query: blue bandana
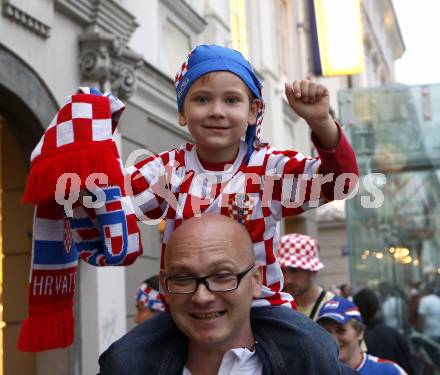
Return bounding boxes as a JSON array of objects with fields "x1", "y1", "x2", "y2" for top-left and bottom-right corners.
[{"x1": 174, "y1": 44, "x2": 266, "y2": 161}]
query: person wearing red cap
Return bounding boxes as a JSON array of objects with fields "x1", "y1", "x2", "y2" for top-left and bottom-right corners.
[{"x1": 278, "y1": 233, "x2": 334, "y2": 321}]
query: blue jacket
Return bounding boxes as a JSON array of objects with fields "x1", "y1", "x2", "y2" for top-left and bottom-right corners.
[{"x1": 99, "y1": 306, "x2": 357, "y2": 374}]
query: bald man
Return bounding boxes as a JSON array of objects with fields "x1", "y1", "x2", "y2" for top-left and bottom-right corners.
[{"x1": 99, "y1": 214, "x2": 354, "y2": 374}]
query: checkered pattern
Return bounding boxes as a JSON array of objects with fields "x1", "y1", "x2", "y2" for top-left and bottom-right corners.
[
  {"x1": 70, "y1": 186, "x2": 142, "y2": 266},
  {"x1": 136, "y1": 283, "x2": 165, "y2": 312},
  {"x1": 18, "y1": 90, "x2": 139, "y2": 352},
  {"x1": 228, "y1": 194, "x2": 256, "y2": 224},
  {"x1": 174, "y1": 49, "x2": 194, "y2": 87},
  {"x1": 128, "y1": 132, "x2": 357, "y2": 308},
  {"x1": 31, "y1": 89, "x2": 123, "y2": 162},
  {"x1": 104, "y1": 223, "x2": 124, "y2": 256},
  {"x1": 278, "y1": 233, "x2": 324, "y2": 271}
]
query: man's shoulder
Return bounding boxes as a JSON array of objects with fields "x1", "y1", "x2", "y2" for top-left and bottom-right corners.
[
  {"x1": 251, "y1": 306, "x2": 337, "y2": 351},
  {"x1": 251, "y1": 306, "x2": 340, "y2": 373},
  {"x1": 99, "y1": 313, "x2": 187, "y2": 375}
]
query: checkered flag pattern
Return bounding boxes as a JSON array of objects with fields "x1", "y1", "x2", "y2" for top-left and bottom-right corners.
[
  {"x1": 227, "y1": 194, "x2": 256, "y2": 224},
  {"x1": 23, "y1": 87, "x2": 125, "y2": 205},
  {"x1": 174, "y1": 49, "x2": 194, "y2": 88},
  {"x1": 18, "y1": 88, "x2": 142, "y2": 353},
  {"x1": 278, "y1": 233, "x2": 324, "y2": 271},
  {"x1": 31, "y1": 91, "x2": 119, "y2": 161},
  {"x1": 136, "y1": 283, "x2": 165, "y2": 312}
]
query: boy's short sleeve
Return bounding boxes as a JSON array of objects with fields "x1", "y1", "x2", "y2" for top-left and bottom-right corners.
[{"x1": 126, "y1": 151, "x2": 172, "y2": 220}]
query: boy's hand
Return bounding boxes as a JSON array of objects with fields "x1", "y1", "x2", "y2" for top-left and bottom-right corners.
[{"x1": 285, "y1": 80, "x2": 339, "y2": 149}]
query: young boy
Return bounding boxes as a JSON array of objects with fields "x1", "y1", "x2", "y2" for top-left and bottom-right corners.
[
  {"x1": 318, "y1": 296, "x2": 407, "y2": 374},
  {"x1": 128, "y1": 44, "x2": 358, "y2": 309}
]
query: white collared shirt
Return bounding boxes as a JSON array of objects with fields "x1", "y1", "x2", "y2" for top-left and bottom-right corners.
[{"x1": 182, "y1": 347, "x2": 263, "y2": 375}]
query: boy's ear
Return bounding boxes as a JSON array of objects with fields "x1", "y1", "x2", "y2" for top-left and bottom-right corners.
[
  {"x1": 248, "y1": 99, "x2": 261, "y2": 125},
  {"x1": 178, "y1": 112, "x2": 187, "y2": 126}
]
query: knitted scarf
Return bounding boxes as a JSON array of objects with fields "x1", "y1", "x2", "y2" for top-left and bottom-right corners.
[
  {"x1": 136, "y1": 282, "x2": 165, "y2": 313},
  {"x1": 17, "y1": 88, "x2": 142, "y2": 352}
]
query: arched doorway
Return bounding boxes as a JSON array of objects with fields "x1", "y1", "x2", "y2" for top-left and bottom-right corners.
[{"x1": 0, "y1": 44, "x2": 58, "y2": 375}]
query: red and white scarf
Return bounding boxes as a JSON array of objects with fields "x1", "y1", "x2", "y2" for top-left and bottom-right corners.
[{"x1": 18, "y1": 88, "x2": 142, "y2": 352}]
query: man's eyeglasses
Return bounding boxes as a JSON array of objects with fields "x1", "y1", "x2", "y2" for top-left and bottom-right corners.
[{"x1": 165, "y1": 264, "x2": 255, "y2": 294}]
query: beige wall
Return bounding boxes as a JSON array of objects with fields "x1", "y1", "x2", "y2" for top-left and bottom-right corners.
[
  {"x1": 317, "y1": 219, "x2": 351, "y2": 290},
  {"x1": 1, "y1": 118, "x2": 35, "y2": 374}
]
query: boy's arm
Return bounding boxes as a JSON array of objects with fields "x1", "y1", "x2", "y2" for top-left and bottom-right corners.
[
  {"x1": 284, "y1": 79, "x2": 358, "y2": 200},
  {"x1": 285, "y1": 80, "x2": 339, "y2": 150},
  {"x1": 266, "y1": 81, "x2": 358, "y2": 219}
]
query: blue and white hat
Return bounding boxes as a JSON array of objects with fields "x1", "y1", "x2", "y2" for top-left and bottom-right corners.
[
  {"x1": 174, "y1": 44, "x2": 267, "y2": 161},
  {"x1": 135, "y1": 281, "x2": 165, "y2": 312},
  {"x1": 317, "y1": 296, "x2": 362, "y2": 324}
]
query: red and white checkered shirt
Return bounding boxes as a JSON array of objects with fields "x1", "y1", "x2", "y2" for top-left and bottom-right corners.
[{"x1": 128, "y1": 130, "x2": 357, "y2": 308}]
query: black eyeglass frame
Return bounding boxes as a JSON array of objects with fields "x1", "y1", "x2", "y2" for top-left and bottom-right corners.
[{"x1": 164, "y1": 264, "x2": 255, "y2": 294}]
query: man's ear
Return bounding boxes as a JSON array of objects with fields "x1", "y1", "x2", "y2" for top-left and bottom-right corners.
[
  {"x1": 251, "y1": 266, "x2": 263, "y2": 299},
  {"x1": 159, "y1": 270, "x2": 167, "y2": 291},
  {"x1": 248, "y1": 99, "x2": 261, "y2": 125},
  {"x1": 178, "y1": 112, "x2": 187, "y2": 127}
]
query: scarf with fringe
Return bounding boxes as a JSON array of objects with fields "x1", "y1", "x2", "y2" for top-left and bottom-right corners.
[{"x1": 17, "y1": 88, "x2": 142, "y2": 352}]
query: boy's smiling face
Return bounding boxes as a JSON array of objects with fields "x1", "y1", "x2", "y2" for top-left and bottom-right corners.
[{"x1": 179, "y1": 71, "x2": 260, "y2": 163}]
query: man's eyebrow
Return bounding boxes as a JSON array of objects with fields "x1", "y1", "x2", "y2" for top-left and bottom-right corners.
[{"x1": 167, "y1": 260, "x2": 238, "y2": 275}]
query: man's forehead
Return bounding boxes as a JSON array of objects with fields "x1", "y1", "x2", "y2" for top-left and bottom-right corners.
[
  {"x1": 165, "y1": 239, "x2": 246, "y2": 263},
  {"x1": 165, "y1": 215, "x2": 253, "y2": 267},
  {"x1": 166, "y1": 256, "x2": 238, "y2": 274}
]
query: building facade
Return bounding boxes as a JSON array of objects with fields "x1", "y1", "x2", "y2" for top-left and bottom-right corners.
[
  {"x1": 0, "y1": 0, "x2": 403, "y2": 373},
  {"x1": 315, "y1": 0, "x2": 405, "y2": 290}
]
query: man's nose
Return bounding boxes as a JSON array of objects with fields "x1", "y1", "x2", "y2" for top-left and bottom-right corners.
[{"x1": 191, "y1": 282, "x2": 216, "y2": 304}]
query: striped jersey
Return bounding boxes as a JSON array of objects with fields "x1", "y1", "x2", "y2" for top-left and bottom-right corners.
[
  {"x1": 356, "y1": 353, "x2": 407, "y2": 374},
  {"x1": 128, "y1": 131, "x2": 357, "y2": 308}
]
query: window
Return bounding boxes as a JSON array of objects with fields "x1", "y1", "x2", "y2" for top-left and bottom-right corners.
[
  {"x1": 230, "y1": 0, "x2": 248, "y2": 58},
  {"x1": 163, "y1": 19, "x2": 191, "y2": 77},
  {"x1": 275, "y1": 0, "x2": 295, "y2": 79}
]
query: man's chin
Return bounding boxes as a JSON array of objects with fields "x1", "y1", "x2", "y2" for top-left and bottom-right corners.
[{"x1": 189, "y1": 330, "x2": 227, "y2": 348}]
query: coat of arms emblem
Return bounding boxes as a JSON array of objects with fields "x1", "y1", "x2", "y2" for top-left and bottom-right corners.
[{"x1": 227, "y1": 193, "x2": 255, "y2": 224}]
